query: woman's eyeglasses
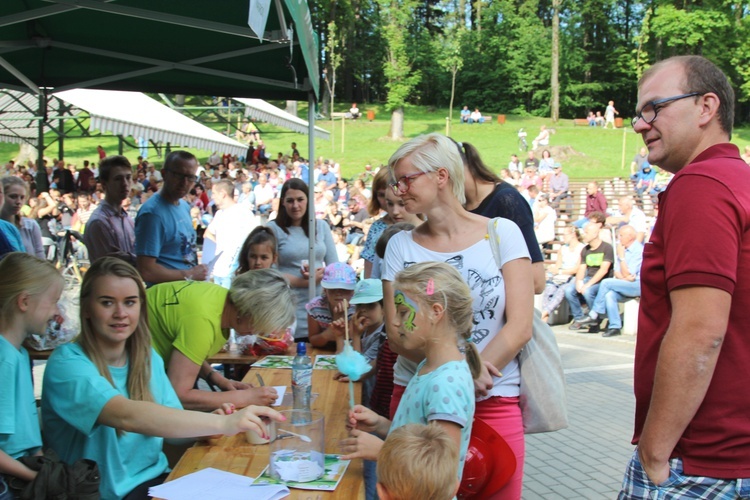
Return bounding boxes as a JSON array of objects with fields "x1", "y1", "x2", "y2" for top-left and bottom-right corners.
[{"x1": 390, "y1": 171, "x2": 427, "y2": 195}]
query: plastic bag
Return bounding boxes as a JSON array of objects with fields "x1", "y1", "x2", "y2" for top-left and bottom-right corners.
[
  {"x1": 26, "y1": 283, "x2": 80, "y2": 351},
  {"x1": 237, "y1": 328, "x2": 294, "y2": 356}
]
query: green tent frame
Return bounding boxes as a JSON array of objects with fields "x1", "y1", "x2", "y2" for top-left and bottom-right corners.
[{"x1": 0, "y1": 0, "x2": 323, "y2": 299}]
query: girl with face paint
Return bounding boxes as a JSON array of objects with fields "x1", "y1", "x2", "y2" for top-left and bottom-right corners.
[{"x1": 340, "y1": 262, "x2": 481, "y2": 487}]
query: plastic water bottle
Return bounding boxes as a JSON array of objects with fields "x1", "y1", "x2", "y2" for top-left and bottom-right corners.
[{"x1": 292, "y1": 342, "x2": 312, "y2": 411}]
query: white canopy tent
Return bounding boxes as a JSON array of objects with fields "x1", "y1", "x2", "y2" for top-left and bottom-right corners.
[
  {"x1": 0, "y1": 88, "x2": 249, "y2": 157},
  {"x1": 233, "y1": 97, "x2": 330, "y2": 141}
]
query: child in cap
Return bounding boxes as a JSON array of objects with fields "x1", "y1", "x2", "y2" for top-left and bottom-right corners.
[
  {"x1": 306, "y1": 262, "x2": 357, "y2": 349},
  {"x1": 334, "y1": 278, "x2": 385, "y2": 405},
  {"x1": 334, "y1": 278, "x2": 385, "y2": 500}
]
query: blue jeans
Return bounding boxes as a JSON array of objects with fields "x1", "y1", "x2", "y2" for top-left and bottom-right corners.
[
  {"x1": 565, "y1": 277, "x2": 600, "y2": 320},
  {"x1": 591, "y1": 278, "x2": 641, "y2": 329},
  {"x1": 619, "y1": 448, "x2": 750, "y2": 499}
]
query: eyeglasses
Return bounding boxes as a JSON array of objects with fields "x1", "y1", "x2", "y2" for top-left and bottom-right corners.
[
  {"x1": 390, "y1": 171, "x2": 427, "y2": 195},
  {"x1": 165, "y1": 169, "x2": 199, "y2": 183},
  {"x1": 631, "y1": 92, "x2": 702, "y2": 128}
]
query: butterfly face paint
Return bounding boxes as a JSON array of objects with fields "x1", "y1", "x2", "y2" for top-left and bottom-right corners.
[{"x1": 394, "y1": 290, "x2": 419, "y2": 333}]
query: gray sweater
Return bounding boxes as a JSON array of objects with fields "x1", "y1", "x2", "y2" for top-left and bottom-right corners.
[{"x1": 267, "y1": 218, "x2": 338, "y2": 339}]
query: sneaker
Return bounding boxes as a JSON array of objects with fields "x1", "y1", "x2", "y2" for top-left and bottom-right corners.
[
  {"x1": 569, "y1": 319, "x2": 588, "y2": 330},
  {"x1": 577, "y1": 316, "x2": 600, "y2": 327},
  {"x1": 602, "y1": 328, "x2": 622, "y2": 338}
]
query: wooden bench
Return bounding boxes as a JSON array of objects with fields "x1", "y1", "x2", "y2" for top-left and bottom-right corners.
[{"x1": 573, "y1": 118, "x2": 590, "y2": 126}]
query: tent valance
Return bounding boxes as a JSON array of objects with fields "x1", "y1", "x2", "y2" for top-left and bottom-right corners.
[
  {"x1": 0, "y1": 88, "x2": 249, "y2": 157},
  {"x1": 234, "y1": 98, "x2": 330, "y2": 140}
]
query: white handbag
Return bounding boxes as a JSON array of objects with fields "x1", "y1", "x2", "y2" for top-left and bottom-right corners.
[{"x1": 487, "y1": 218, "x2": 569, "y2": 434}]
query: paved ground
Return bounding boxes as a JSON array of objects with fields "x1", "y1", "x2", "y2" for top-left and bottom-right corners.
[{"x1": 523, "y1": 326, "x2": 637, "y2": 499}]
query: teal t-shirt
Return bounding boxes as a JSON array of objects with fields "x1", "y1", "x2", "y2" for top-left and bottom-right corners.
[
  {"x1": 146, "y1": 281, "x2": 229, "y2": 366},
  {"x1": 390, "y1": 359, "x2": 475, "y2": 481},
  {"x1": 0, "y1": 336, "x2": 42, "y2": 459},
  {"x1": 42, "y1": 343, "x2": 183, "y2": 500}
]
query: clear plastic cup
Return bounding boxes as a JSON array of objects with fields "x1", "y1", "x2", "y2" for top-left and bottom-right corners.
[{"x1": 269, "y1": 410, "x2": 325, "y2": 482}]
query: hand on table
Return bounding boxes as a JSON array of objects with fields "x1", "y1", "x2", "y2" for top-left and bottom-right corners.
[
  {"x1": 222, "y1": 405, "x2": 285, "y2": 438},
  {"x1": 236, "y1": 386, "x2": 280, "y2": 407}
]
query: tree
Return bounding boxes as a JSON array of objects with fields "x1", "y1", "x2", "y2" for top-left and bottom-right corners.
[
  {"x1": 379, "y1": 0, "x2": 421, "y2": 139},
  {"x1": 550, "y1": 0, "x2": 561, "y2": 121}
]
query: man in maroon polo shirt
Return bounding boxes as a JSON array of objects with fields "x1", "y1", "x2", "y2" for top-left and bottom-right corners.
[{"x1": 620, "y1": 56, "x2": 750, "y2": 497}]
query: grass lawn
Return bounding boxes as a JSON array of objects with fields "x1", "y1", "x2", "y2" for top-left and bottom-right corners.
[{"x1": 2, "y1": 103, "x2": 749, "y2": 180}]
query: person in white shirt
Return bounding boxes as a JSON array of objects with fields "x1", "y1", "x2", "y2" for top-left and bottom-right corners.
[
  {"x1": 205, "y1": 180, "x2": 259, "y2": 288},
  {"x1": 605, "y1": 196, "x2": 647, "y2": 242},
  {"x1": 253, "y1": 174, "x2": 275, "y2": 215},
  {"x1": 533, "y1": 194, "x2": 557, "y2": 245}
]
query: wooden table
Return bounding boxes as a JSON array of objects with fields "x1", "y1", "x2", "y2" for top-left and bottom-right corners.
[{"x1": 166, "y1": 351, "x2": 364, "y2": 499}]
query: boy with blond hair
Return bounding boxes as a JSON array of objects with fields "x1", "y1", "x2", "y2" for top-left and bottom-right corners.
[{"x1": 376, "y1": 423, "x2": 459, "y2": 500}]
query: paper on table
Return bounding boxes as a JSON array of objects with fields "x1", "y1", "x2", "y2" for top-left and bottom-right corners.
[
  {"x1": 270, "y1": 386, "x2": 286, "y2": 406},
  {"x1": 148, "y1": 467, "x2": 288, "y2": 500}
]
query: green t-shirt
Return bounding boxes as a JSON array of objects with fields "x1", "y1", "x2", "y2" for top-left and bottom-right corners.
[{"x1": 147, "y1": 281, "x2": 229, "y2": 366}]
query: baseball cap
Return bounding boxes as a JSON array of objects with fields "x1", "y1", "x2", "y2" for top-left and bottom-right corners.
[
  {"x1": 321, "y1": 262, "x2": 357, "y2": 290},
  {"x1": 350, "y1": 279, "x2": 383, "y2": 304}
]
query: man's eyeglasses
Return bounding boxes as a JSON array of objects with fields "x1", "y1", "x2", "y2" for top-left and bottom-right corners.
[
  {"x1": 631, "y1": 92, "x2": 702, "y2": 128},
  {"x1": 390, "y1": 171, "x2": 427, "y2": 195},
  {"x1": 165, "y1": 169, "x2": 198, "y2": 183}
]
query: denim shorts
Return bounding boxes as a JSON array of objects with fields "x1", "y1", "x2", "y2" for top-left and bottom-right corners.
[{"x1": 619, "y1": 448, "x2": 750, "y2": 499}]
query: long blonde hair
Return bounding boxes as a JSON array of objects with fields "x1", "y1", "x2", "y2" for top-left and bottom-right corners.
[
  {"x1": 393, "y1": 262, "x2": 481, "y2": 379},
  {"x1": 78, "y1": 257, "x2": 154, "y2": 403},
  {"x1": 0, "y1": 252, "x2": 62, "y2": 331}
]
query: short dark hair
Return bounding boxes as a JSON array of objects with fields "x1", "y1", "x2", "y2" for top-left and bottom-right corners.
[
  {"x1": 164, "y1": 150, "x2": 197, "y2": 171},
  {"x1": 641, "y1": 55, "x2": 734, "y2": 136},
  {"x1": 98, "y1": 155, "x2": 131, "y2": 182}
]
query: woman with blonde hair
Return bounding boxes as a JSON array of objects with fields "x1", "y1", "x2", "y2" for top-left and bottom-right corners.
[
  {"x1": 146, "y1": 268, "x2": 296, "y2": 411},
  {"x1": 0, "y1": 253, "x2": 62, "y2": 493},
  {"x1": 42, "y1": 257, "x2": 284, "y2": 499},
  {"x1": 1, "y1": 176, "x2": 44, "y2": 259},
  {"x1": 380, "y1": 133, "x2": 533, "y2": 499}
]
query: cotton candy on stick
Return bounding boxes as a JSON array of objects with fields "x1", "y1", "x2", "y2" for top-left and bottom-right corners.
[{"x1": 335, "y1": 299, "x2": 371, "y2": 407}]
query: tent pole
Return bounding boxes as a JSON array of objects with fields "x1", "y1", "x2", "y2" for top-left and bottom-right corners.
[
  {"x1": 37, "y1": 91, "x2": 45, "y2": 178},
  {"x1": 307, "y1": 92, "x2": 316, "y2": 302},
  {"x1": 118, "y1": 135, "x2": 124, "y2": 155},
  {"x1": 58, "y1": 99, "x2": 64, "y2": 160}
]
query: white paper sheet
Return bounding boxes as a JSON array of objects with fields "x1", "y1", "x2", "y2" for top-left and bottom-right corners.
[
  {"x1": 148, "y1": 467, "x2": 288, "y2": 500},
  {"x1": 270, "y1": 385, "x2": 286, "y2": 406}
]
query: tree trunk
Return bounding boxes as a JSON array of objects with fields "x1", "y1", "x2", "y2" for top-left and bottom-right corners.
[
  {"x1": 389, "y1": 107, "x2": 404, "y2": 140},
  {"x1": 449, "y1": 67, "x2": 457, "y2": 127},
  {"x1": 550, "y1": 0, "x2": 560, "y2": 122},
  {"x1": 285, "y1": 101, "x2": 298, "y2": 116}
]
